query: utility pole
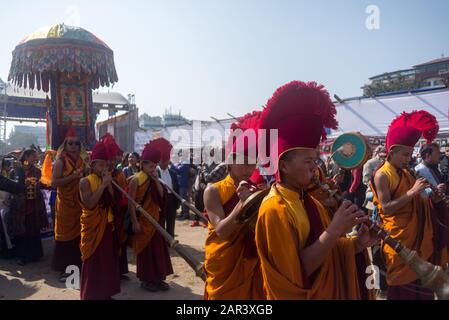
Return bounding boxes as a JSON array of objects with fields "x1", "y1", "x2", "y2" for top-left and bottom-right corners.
[
  {"x1": 0, "y1": 81, "x2": 7, "y2": 154},
  {"x1": 127, "y1": 94, "x2": 135, "y2": 152}
]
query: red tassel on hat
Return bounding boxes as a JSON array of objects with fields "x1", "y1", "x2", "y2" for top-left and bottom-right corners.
[
  {"x1": 100, "y1": 133, "x2": 123, "y2": 161},
  {"x1": 386, "y1": 110, "x2": 439, "y2": 152},
  {"x1": 65, "y1": 120, "x2": 77, "y2": 139},
  {"x1": 227, "y1": 110, "x2": 262, "y2": 159},
  {"x1": 148, "y1": 138, "x2": 173, "y2": 162},
  {"x1": 259, "y1": 81, "x2": 338, "y2": 168},
  {"x1": 90, "y1": 141, "x2": 108, "y2": 161},
  {"x1": 141, "y1": 142, "x2": 161, "y2": 163}
]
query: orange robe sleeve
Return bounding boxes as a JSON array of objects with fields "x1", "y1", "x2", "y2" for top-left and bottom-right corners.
[
  {"x1": 204, "y1": 175, "x2": 265, "y2": 300},
  {"x1": 372, "y1": 161, "x2": 439, "y2": 286},
  {"x1": 256, "y1": 184, "x2": 366, "y2": 300},
  {"x1": 80, "y1": 174, "x2": 112, "y2": 261},
  {"x1": 131, "y1": 171, "x2": 164, "y2": 256}
]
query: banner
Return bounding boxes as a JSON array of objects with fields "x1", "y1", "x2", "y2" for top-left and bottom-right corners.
[
  {"x1": 56, "y1": 75, "x2": 89, "y2": 126},
  {"x1": 134, "y1": 131, "x2": 153, "y2": 153}
]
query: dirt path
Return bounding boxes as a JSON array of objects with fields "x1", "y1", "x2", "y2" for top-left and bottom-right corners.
[{"x1": 0, "y1": 220, "x2": 208, "y2": 300}]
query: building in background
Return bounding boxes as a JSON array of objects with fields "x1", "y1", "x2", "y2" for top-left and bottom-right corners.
[
  {"x1": 362, "y1": 56, "x2": 449, "y2": 96},
  {"x1": 96, "y1": 106, "x2": 139, "y2": 152},
  {"x1": 13, "y1": 125, "x2": 46, "y2": 147},
  {"x1": 139, "y1": 108, "x2": 190, "y2": 130}
]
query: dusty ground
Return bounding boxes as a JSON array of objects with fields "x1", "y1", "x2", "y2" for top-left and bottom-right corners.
[{"x1": 0, "y1": 219, "x2": 208, "y2": 300}]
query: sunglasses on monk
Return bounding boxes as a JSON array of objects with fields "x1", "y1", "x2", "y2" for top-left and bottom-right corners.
[{"x1": 67, "y1": 141, "x2": 81, "y2": 146}]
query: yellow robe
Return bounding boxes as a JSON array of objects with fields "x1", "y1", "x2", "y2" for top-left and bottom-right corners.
[
  {"x1": 372, "y1": 161, "x2": 444, "y2": 286},
  {"x1": 204, "y1": 175, "x2": 265, "y2": 300},
  {"x1": 131, "y1": 171, "x2": 163, "y2": 256},
  {"x1": 256, "y1": 184, "x2": 364, "y2": 300},
  {"x1": 80, "y1": 174, "x2": 114, "y2": 262},
  {"x1": 55, "y1": 153, "x2": 85, "y2": 241}
]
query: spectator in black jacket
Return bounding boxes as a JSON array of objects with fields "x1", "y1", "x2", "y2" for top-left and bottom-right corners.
[
  {"x1": 0, "y1": 161, "x2": 27, "y2": 258},
  {"x1": 440, "y1": 144, "x2": 449, "y2": 183}
]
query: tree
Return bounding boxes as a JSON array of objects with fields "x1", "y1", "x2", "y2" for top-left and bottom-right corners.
[{"x1": 7, "y1": 131, "x2": 38, "y2": 152}]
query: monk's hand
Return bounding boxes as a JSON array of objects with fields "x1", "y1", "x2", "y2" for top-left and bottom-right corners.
[
  {"x1": 237, "y1": 180, "x2": 254, "y2": 202},
  {"x1": 332, "y1": 174, "x2": 344, "y2": 185},
  {"x1": 437, "y1": 183, "x2": 446, "y2": 194},
  {"x1": 355, "y1": 224, "x2": 379, "y2": 253},
  {"x1": 73, "y1": 169, "x2": 83, "y2": 179},
  {"x1": 328, "y1": 200, "x2": 369, "y2": 237},
  {"x1": 149, "y1": 168, "x2": 158, "y2": 179},
  {"x1": 322, "y1": 196, "x2": 338, "y2": 208},
  {"x1": 102, "y1": 171, "x2": 112, "y2": 187},
  {"x1": 408, "y1": 177, "x2": 428, "y2": 197},
  {"x1": 132, "y1": 221, "x2": 142, "y2": 234}
]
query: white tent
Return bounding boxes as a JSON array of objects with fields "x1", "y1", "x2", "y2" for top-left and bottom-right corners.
[
  {"x1": 142, "y1": 88, "x2": 449, "y2": 153},
  {"x1": 157, "y1": 119, "x2": 234, "y2": 150},
  {"x1": 331, "y1": 88, "x2": 449, "y2": 138}
]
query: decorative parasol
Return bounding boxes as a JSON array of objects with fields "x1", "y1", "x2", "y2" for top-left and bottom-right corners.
[{"x1": 8, "y1": 23, "x2": 118, "y2": 92}]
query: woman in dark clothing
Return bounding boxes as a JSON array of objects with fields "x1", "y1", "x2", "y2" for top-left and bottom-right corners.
[
  {"x1": 0, "y1": 160, "x2": 26, "y2": 258},
  {"x1": 8, "y1": 149, "x2": 48, "y2": 265},
  {"x1": 123, "y1": 152, "x2": 140, "y2": 178}
]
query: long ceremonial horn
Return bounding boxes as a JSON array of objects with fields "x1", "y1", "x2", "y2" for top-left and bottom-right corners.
[
  {"x1": 328, "y1": 183, "x2": 449, "y2": 299},
  {"x1": 154, "y1": 176, "x2": 209, "y2": 224},
  {"x1": 367, "y1": 220, "x2": 449, "y2": 300},
  {"x1": 111, "y1": 180, "x2": 206, "y2": 282}
]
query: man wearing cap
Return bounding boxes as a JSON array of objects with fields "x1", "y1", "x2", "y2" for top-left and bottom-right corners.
[
  {"x1": 363, "y1": 145, "x2": 387, "y2": 187},
  {"x1": 256, "y1": 81, "x2": 378, "y2": 300},
  {"x1": 128, "y1": 141, "x2": 173, "y2": 292},
  {"x1": 203, "y1": 111, "x2": 265, "y2": 300},
  {"x1": 51, "y1": 124, "x2": 88, "y2": 282},
  {"x1": 79, "y1": 139, "x2": 121, "y2": 300},
  {"x1": 372, "y1": 111, "x2": 449, "y2": 299}
]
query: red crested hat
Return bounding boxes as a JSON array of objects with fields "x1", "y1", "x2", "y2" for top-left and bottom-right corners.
[
  {"x1": 90, "y1": 141, "x2": 108, "y2": 162},
  {"x1": 148, "y1": 138, "x2": 173, "y2": 162},
  {"x1": 65, "y1": 121, "x2": 77, "y2": 139},
  {"x1": 259, "y1": 81, "x2": 338, "y2": 174},
  {"x1": 141, "y1": 142, "x2": 161, "y2": 163},
  {"x1": 386, "y1": 110, "x2": 438, "y2": 153},
  {"x1": 100, "y1": 133, "x2": 123, "y2": 161},
  {"x1": 226, "y1": 110, "x2": 262, "y2": 162}
]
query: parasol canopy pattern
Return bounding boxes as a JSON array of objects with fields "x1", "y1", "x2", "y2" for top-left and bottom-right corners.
[{"x1": 8, "y1": 23, "x2": 118, "y2": 92}]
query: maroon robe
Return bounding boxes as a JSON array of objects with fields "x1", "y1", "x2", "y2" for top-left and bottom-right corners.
[
  {"x1": 52, "y1": 237, "x2": 82, "y2": 272},
  {"x1": 80, "y1": 223, "x2": 121, "y2": 300},
  {"x1": 136, "y1": 213, "x2": 173, "y2": 283},
  {"x1": 136, "y1": 181, "x2": 173, "y2": 283}
]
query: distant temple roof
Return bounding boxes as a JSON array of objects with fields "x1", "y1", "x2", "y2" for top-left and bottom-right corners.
[{"x1": 413, "y1": 56, "x2": 449, "y2": 68}]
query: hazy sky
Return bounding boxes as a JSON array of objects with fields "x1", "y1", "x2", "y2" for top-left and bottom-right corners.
[{"x1": 1, "y1": 0, "x2": 449, "y2": 121}]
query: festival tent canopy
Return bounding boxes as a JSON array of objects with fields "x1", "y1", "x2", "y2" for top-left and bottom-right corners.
[
  {"x1": 331, "y1": 88, "x2": 449, "y2": 138},
  {"x1": 155, "y1": 119, "x2": 235, "y2": 149}
]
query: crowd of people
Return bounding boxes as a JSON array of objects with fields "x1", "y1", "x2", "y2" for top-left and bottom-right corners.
[{"x1": 1, "y1": 80, "x2": 449, "y2": 300}]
